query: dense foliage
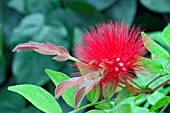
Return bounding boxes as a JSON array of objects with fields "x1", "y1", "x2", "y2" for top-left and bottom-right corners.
[{"x1": 1, "y1": 0, "x2": 170, "y2": 113}]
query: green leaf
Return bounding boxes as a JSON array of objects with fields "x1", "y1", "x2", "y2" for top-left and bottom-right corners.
[
  {"x1": 142, "y1": 32, "x2": 170, "y2": 60},
  {"x1": 0, "y1": 89, "x2": 26, "y2": 113},
  {"x1": 105, "y1": 0, "x2": 137, "y2": 24},
  {"x1": 11, "y1": 13, "x2": 68, "y2": 48},
  {"x1": 0, "y1": 23, "x2": 5, "y2": 85},
  {"x1": 86, "y1": 109, "x2": 105, "y2": 113},
  {"x1": 73, "y1": 27, "x2": 83, "y2": 46},
  {"x1": 8, "y1": 0, "x2": 25, "y2": 13},
  {"x1": 147, "y1": 91, "x2": 165, "y2": 105},
  {"x1": 20, "y1": 106, "x2": 41, "y2": 113},
  {"x1": 11, "y1": 13, "x2": 44, "y2": 42},
  {"x1": 149, "y1": 32, "x2": 168, "y2": 47},
  {"x1": 8, "y1": 84, "x2": 62, "y2": 113},
  {"x1": 160, "y1": 86, "x2": 170, "y2": 95},
  {"x1": 95, "y1": 101, "x2": 113, "y2": 110},
  {"x1": 165, "y1": 62, "x2": 170, "y2": 72},
  {"x1": 140, "y1": 57, "x2": 163, "y2": 73},
  {"x1": 87, "y1": 87, "x2": 100, "y2": 103},
  {"x1": 163, "y1": 24, "x2": 170, "y2": 47},
  {"x1": 8, "y1": 0, "x2": 59, "y2": 15},
  {"x1": 149, "y1": 74, "x2": 170, "y2": 88},
  {"x1": 65, "y1": 1, "x2": 104, "y2": 25},
  {"x1": 110, "y1": 104, "x2": 132, "y2": 113},
  {"x1": 33, "y1": 22, "x2": 68, "y2": 48},
  {"x1": 115, "y1": 87, "x2": 131, "y2": 105},
  {"x1": 140, "y1": 0, "x2": 170, "y2": 13},
  {"x1": 132, "y1": 106, "x2": 150, "y2": 113},
  {"x1": 150, "y1": 96, "x2": 170, "y2": 112},
  {"x1": 12, "y1": 52, "x2": 62, "y2": 86},
  {"x1": 48, "y1": 8, "x2": 85, "y2": 29},
  {"x1": 85, "y1": 0, "x2": 117, "y2": 10},
  {"x1": 134, "y1": 94, "x2": 147, "y2": 106},
  {"x1": 45, "y1": 69, "x2": 75, "y2": 108}
]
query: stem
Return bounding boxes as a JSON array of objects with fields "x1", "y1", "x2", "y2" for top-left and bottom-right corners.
[
  {"x1": 69, "y1": 56, "x2": 81, "y2": 63},
  {"x1": 133, "y1": 78, "x2": 170, "y2": 96},
  {"x1": 146, "y1": 73, "x2": 168, "y2": 88},
  {"x1": 70, "y1": 100, "x2": 106, "y2": 113},
  {"x1": 128, "y1": 79, "x2": 143, "y2": 89},
  {"x1": 146, "y1": 60, "x2": 170, "y2": 88},
  {"x1": 151, "y1": 78, "x2": 170, "y2": 92}
]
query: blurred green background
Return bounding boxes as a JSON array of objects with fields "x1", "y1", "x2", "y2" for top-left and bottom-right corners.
[{"x1": 0, "y1": 0, "x2": 170, "y2": 113}]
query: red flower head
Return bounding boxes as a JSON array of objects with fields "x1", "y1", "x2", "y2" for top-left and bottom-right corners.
[{"x1": 75, "y1": 22, "x2": 147, "y2": 88}]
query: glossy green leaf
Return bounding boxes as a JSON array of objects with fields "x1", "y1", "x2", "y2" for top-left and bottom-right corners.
[
  {"x1": 163, "y1": 24, "x2": 170, "y2": 46},
  {"x1": 147, "y1": 91, "x2": 165, "y2": 105},
  {"x1": 140, "y1": 0, "x2": 170, "y2": 13},
  {"x1": 85, "y1": 0, "x2": 117, "y2": 10},
  {"x1": 142, "y1": 32, "x2": 170, "y2": 60},
  {"x1": 87, "y1": 87, "x2": 100, "y2": 103},
  {"x1": 115, "y1": 87, "x2": 131, "y2": 105},
  {"x1": 105, "y1": 0, "x2": 137, "y2": 24},
  {"x1": 150, "y1": 96, "x2": 170, "y2": 112},
  {"x1": 140, "y1": 57, "x2": 163, "y2": 73},
  {"x1": 8, "y1": 84, "x2": 62, "y2": 113},
  {"x1": 110, "y1": 104, "x2": 132, "y2": 113},
  {"x1": 95, "y1": 101, "x2": 113, "y2": 110},
  {"x1": 149, "y1": 32, "x2": 167, "y2": 47},
  {"x1": 86, "y1": 109, "x2": 105, "y2": 113},
  {"x1": 45, "y1": 69, "x2": 75, "y2": 108}
]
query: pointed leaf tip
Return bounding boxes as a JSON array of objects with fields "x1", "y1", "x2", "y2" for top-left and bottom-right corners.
[
  {"x1": 75, "y1": 87, "x2": 86, "y2": 110},
  {"x1": 13, "y1": 41, "x2": 70, "y2": 61}
]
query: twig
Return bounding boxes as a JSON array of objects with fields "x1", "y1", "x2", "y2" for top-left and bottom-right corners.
[
  {"x1": 151, "y1": 78, "x2": 170, "y2": 92},
  {"x1": 70, "y1": 100, "x2": 106, "y2": 113},
  {"x1": 128, "y1": 79, "x2": 143, "y2": 89},
  {"x1": 69, "y1": 56, "x2": 81, "y2": 63},
  {"x1": 146, "y1": 73, "x2": 169, "y2": 88},
  {"x1": 146, "y1": 60, "x2": 170, "y2": 88}
]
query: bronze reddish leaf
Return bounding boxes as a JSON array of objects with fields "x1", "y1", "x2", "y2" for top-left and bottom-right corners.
[
  {"x1": 55, "y1": 77, "x2": 83, "y2": 98},
  {"x1": 75, "y1": 87, "x2": 86, "y2": 110},
  {"x1": 13, "y1": 41, "x2": 70, "y2": 61}
]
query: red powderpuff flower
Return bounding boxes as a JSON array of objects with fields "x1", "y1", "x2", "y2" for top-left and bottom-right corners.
[{"x1": 75, "y1": 22, "x2": 147, "y2": 88}]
